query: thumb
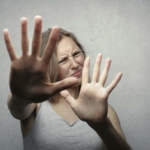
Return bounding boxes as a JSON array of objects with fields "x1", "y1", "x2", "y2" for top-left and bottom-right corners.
[
  {"x1": 60, "y1": 90, "x2": 76, "y2": 107},
  {"x1": 50, "y1": 77, "x2": 79, "y2": 93}
]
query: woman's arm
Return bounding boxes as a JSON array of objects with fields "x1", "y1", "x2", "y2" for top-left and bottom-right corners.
[
  {"x1": 60, "y1": 55, "x2": 132, "y2": 150},
  {"x1": 88, "y1": 105, "x2": 132, "y2": 150},
  {"x1": 4, "y1": 16, "x2": 79, "y2": 120},
  {"x1": 7, "y1": 93, "x2": 36, "y2": 120}
]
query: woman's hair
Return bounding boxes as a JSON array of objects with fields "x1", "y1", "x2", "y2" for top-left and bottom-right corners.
[{"x1": 40, "y1": 28, "x2": 86, "y2": 101}]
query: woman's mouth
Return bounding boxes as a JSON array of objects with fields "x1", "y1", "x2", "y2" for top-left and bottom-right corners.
[{"x1": 71, "y1": 70, "x2": 82, "y2": 77}]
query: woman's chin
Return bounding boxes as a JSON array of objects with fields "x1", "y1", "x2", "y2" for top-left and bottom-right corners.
[{"x1": 71, "y1": 78, "x2": 81, "y2": 88}]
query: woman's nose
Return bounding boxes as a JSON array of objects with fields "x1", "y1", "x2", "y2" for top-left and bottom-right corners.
[{"x1": 70, "y1": 57, "x2": 79, "y2": 69}]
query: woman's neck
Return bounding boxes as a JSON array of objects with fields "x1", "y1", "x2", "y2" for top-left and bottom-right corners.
[{"x1": 51, "y1": 86, "x2": 80, "y2": 104}]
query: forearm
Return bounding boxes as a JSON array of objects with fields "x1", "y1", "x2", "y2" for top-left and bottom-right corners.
[
  {"x1": 88, "y1": 118, "x2": 132, "y2": 150},
  {"x1": 7, "y1": 93, "x2": 36, "y2": 120}
]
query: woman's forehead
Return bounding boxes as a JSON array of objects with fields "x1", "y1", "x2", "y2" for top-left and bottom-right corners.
[{"x1": 56, "y1": 37, "x2": 79, "y2": 56}]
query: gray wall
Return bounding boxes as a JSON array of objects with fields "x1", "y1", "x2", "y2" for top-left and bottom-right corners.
[{"x1": 0, "y1": 0, "x2": 150, "y2": 150}]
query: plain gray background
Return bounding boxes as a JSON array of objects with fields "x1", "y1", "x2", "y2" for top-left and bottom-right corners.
[{"x1": 1, "y1": 0, "x2": 150, "y2": 150}]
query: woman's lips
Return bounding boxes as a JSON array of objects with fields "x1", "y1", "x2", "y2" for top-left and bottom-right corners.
[{"x1": 71, "y1": 70, "x2": 82, "y2": 77}]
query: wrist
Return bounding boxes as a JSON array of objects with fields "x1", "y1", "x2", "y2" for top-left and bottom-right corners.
[
  {"x1": 12, "y1": 94, "x2": 31, "y2": 106},
  {"x1": 87, "y1": 117, "x2": 111, "y2": 132}
]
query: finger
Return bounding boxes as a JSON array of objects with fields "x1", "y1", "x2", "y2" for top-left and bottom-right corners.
[
  {"x1": 100, "y1": 58, "x2": 111, "y2": 86},
  {"x1": 42, "y1": 26, "x2": 59, "y2": 65},
  {"x1": 31, "y1": 16, "x2": 42, "y2": 57},
  {"x1": 60, "y1": 90, "x2": 76, "y2": 107},
  {"x1": 47, "y1": 77, "x2": 79, "y2": 95},
  {"x1": 3, "y1": 29, "x2": 17, "y2": 61},
  {"x1": 92, "y1": 53, "x2": 102, "y2": 82},
  {"x1": 106, "y1": 72, "x2": 123, "y2": 94},
  {"x1": 21, "y1": 17, "x2": 29, "y2": 55},
  {"x1": 82, "y1": 57, "x2": 90, "y2": 84}
]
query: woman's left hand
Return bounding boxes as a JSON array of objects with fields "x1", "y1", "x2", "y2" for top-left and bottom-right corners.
[{"x1": 60, "y1": 54, "x2": 122, "y2": 125}]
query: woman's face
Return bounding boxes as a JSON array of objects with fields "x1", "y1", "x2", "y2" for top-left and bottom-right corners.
[{"x1": 56, "y1": 36, "x2": 85, "y2": 83}]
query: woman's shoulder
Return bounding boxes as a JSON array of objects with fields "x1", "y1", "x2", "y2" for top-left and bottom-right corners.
[
  {"x1": 36, "y1": 102, "x2": 42, "y2": 115},
  {"x1": 108, "y1": 104, "x2": 117, "y2": 115},
  {"x1": 107, "y1": 104, "x2": 121, "y2": 126},
  {"x1": 107, "y1": 104, "x2": 126, "y2": 139}
]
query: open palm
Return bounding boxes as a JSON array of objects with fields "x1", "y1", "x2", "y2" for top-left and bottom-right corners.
[
  {"x1": 61, "y1": 54, "x2": 122, "y2": 124},
  {"x1": 3, "y1": 16, "x2": 78, "y2": 103}
]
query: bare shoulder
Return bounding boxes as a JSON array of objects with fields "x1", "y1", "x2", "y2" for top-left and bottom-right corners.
[
  {"x1": 108, "y1": 105, "x2": 120, "y2": 123},
  {"x1": 36, "y1": 102, "x2": 42, "y2": 115},
  {"x1": 107, "y1": 104, "x2": 126, "y2": 139},
  {"x1": 20, "y1": 103, "x2": 42, "y2": 138}
]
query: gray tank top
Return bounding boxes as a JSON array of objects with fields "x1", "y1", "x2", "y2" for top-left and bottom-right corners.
[{"x1": 23, "y1": 100, "x2": 106, "y2": 150}]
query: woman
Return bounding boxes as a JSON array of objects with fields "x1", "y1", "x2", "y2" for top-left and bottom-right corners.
[{"x1": 4, "y1": 16, "x2": 132, "y2": 150}]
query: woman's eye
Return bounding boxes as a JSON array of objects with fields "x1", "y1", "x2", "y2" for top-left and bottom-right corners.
[
  {"x1": 59, "y1": 58, "x2": 67, "y2": 64},
  {"x1": 73, "y1": 51, "x2": 81, "y2": 57}
]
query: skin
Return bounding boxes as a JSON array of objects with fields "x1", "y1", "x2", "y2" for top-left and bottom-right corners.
[
  {"x1": 57, "y1": 36, "x2": 84, "y2": 82},
  {"x1": 4, "y1": 16, "x2": 79, "y2": 104},
  {"x1": 56, "y1": 36, "x2": 85, "y2": 98},
  {"x1": 60, "y1": 54, "x2": 122, "y2": 124},
  {"x1": 4, "y1": 16, "x2": 132, "y2": 150},
  {"x1": 57, "y1": 38, "x2": 132, "y2": 150}
]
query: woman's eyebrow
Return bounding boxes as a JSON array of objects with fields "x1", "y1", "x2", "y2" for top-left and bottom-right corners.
[
  {"x1": 58, "y1": 49, "x2": 81, "y2": 59},
  {"x1": 73, "y1": 49, "x2": 82, "y2": 52},
  {"x1": 58, "y1": 55, "x2": 68, "y2": 60}
]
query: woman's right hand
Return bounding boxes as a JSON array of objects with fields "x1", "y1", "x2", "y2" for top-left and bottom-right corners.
[{"x1": 3, "y1": 16, "x2": 78, "y2": 103}]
